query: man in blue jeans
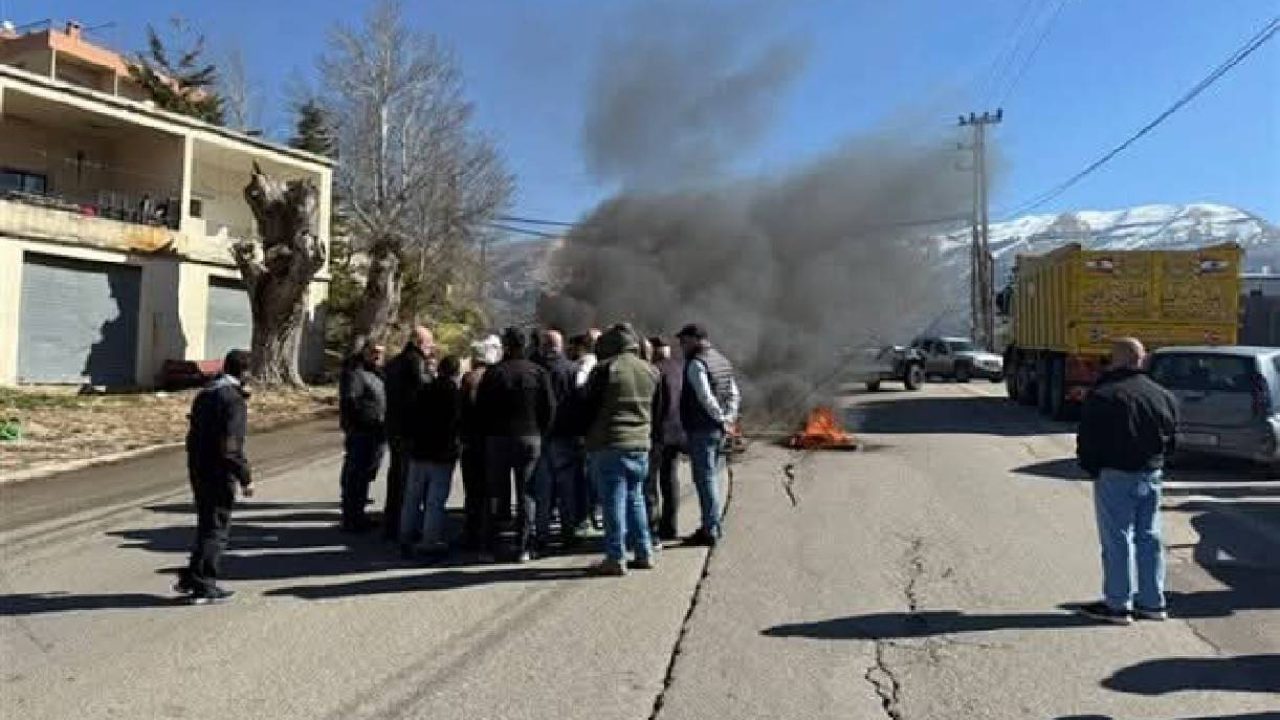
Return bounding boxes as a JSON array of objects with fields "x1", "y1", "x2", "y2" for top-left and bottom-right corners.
[
  {"x1": 1077, "y1": 338, "x2": 1179, "y2": 625},
  {"x1": 676, "y1": 323, "x2": 741, "y2": 547},
  {"x1": 581, "y1": 324, "x2": 661, "y2": 576}
]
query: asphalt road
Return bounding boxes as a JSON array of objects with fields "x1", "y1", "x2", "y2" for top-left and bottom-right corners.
[{"x1": 1, "y1": 383, "x2": 1276, "y2": 719}]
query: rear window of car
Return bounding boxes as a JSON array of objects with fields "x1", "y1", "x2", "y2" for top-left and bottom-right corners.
[{"x1": 1150, "y1": 354, "x2": 1255, "y2": 393}]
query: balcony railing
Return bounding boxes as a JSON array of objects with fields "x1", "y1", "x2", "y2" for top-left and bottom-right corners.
[{"x1": 0, "y1": 191, "x2": 177, "y2": 253}]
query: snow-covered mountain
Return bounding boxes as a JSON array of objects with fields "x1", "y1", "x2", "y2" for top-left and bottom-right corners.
[
  {"x1": 488, "y1": 203, "x2": 1279, "y2": 327},
  {"x1": 934, "y1": 203, "x2": 1279, "y2": 287}
]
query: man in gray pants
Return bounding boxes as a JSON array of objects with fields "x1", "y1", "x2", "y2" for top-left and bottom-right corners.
[{"x1": 475, "y1": 328, "x2": 555, "y2": 562}]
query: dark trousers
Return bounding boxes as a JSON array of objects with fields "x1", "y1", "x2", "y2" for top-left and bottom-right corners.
[
  {"x1": 182, "y1": 473, "x2": 235, "y2": 594},
  {"x1": 341, "y1": 431, "x2": 386, "y2": 527},
  {"x1": 383, "y1": 437, "x2": 408, "y2": 539},
  {"x1": 460, "y1": 442, "x2": 487, "y2": 544},
  {"x1": 647, "y1": 443, "x2": 682, "y2": 538},
  {"x1": 482, "y1": 436, "x2": 541, "y2": 553}
]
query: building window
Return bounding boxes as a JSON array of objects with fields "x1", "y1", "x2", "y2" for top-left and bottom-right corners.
[
  {"x1": 189, "y1": 198, "x2": 204, "y2": 218},
  {"x1": 0, "y1": 168, "x2": 48, "y2": 194}
]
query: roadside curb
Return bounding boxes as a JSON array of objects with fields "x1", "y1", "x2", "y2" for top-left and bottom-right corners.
[{"x1": 0, "y1": 408, "x2": 337, "y2": 486}]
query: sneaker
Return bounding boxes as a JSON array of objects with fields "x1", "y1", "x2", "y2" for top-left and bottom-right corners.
[
  {"x1": 1133, "y1": 606, "x2": 1168, "y2": 621},
  {"x1": 1077, "y1": 602, "x2": 1132, "y2": 625},
  {"x1": 683, "y1": 529, "x2": 718, "y2": 548},
  {"x1": 630, "y1": 555, "x2": 657, "y2": 570},
  {"x1": 516, "y1": 550, "x2": 532, "y2": 564},
  {"x1": 587, "y1": 559, "x2": 627, "y2": 577},
  {"x1": 189, "y1": 587, "x2": 235, "y2": 606},
  {"x1": 172, "y1": 578, "x2": 197, "y2": 596}
]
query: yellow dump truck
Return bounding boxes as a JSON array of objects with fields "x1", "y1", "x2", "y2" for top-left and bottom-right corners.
[{"x1": 999, "y1": 243, "x2": 1242, "y2": 419}]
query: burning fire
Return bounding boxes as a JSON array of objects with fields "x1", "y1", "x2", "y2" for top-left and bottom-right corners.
[{"x1": 789, "y1": 406, "x2": 857, "y2": 450}]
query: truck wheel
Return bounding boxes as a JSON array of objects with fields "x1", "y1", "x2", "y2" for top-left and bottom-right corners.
[
  {"x1": 1048, "y1": 358, "x2": 1066, "y2": 420},
  {"x1": 866, "y1": 380, "x2": 882, "y2": 392},
  {"x1": 904, "y1": 364, "x2": 925, "y2": 390},
  {"x1": 956, "y1": 364, "x2": 971, "y2": 383}
]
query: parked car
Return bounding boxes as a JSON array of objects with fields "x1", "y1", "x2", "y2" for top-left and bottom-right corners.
[
  {"x1": 849, "y1": 345, "x2": 925, "y2": 391},
  {"x1": 912, "y1": 336, "x2": 1004, "y2": 382},
  {"x1": 1149, "y1": 346, "x2": 1280, "y2": 468}
]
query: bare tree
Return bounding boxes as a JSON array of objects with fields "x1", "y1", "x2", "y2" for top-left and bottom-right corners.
[
  {"x1": 320, "y1": 0, "x2": 512, "y2": 346},
  {"x1": 233, "y1": 164, "x2": 327, "y2": 386},
  {"x1": 219, "y1": 45, "x2": 260, "y2": 132}
]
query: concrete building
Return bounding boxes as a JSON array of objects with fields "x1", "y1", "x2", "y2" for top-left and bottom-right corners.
[
  {"x1": 1242, "y1": 273, "x2": 1280, "y2": 347},
  {"x1": 0, "y1": 27, "x2": 333, "y2": 387}
]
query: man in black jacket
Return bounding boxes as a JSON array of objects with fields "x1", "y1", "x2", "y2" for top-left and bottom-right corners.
[
  {"x1": 533, "y1": 329, "x2": 585, "y2": 549},
  {"x1": 647, "y1": 336, "x2": 685, "y2": 541},
  {"x1": 475, "y1": 327, "x2": 555, "y2": 561},
  {"x1": 339, "y1": 341, "x2": 387, "y2": 532},
  {"x1": 176, "y1": 350, "x2": 254, "y2": 605},
  {"x1": 382, "y1": 326, "x2": 435, "y2": 540},
  {"x1": 1076, "y1": 338, "x2": 1180, "y2": 625}
]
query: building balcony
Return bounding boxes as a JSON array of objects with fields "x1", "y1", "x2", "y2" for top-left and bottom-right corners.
[{"x1": 0, "y1": 192, "x2": 177, "y2": 253}]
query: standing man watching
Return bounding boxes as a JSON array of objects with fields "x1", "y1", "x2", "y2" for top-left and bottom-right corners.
[
  {"x1": 459, "y1": 336, "x2": 500, "y2": 549},
  {"x1": 582, "y1": 324, "x2": 660, "y2": 576},
  {"x1": 677, "y1": 323, "x2": 740, "y2": 547},
  {"x1": 339, "y1": 341, "x2": 387, "y2": 533},
  {"x1": 382, "y1": 325, "x2": 435, "y2": 541},
  {"x1": 648, "y1": 336, "x2": 686, "y2": 542},
  {"x1": 1076, "y1": 337, "x2": 1179, "y2": 625},
  {"x1": 176, "y1": 349, "x2": 254, "y2": 605},
  {"x1": 534, "y1": 329, "x2": 585, "y2": 550},
  {"x1": 476, "y1": 328, "x2": 556, "y2": 562}
]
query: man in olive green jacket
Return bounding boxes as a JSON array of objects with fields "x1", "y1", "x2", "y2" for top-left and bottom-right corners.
[{"x1": 581, "y1": 323, "x2": 661, "y2": 576}]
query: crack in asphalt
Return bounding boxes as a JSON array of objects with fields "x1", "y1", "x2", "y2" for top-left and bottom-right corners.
[
  {"x1": 649, "y1": 460, "x2": 736, "y2": 720},
  {"x1": 864, "y1": 641, "x2": 905, "y2": 720},
  {"x1": 781, "y1": 460, "x2": 800, "y2": 507},
  {"x1": 863, "y1": 536, "x2": 929, "y2": 719}
]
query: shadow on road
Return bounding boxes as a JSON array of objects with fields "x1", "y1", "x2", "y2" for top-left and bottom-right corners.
[
  {"x1": 1102, "y1": 654, "x2": 1280, "y2": 695},
  {"x1": 761, "y1": 609, "x2": 1095, "y2": 640},
  {"x1": 266, "y1": 566, "x2": 591, "y2": 600},
  {"x1": 1165, "y1": 500, "x2": 1280, "y2": 620},
  {"x1": 850, "y1": 396, "x2": 1070, "y2": 437},
  {"x1": 0, "y1": 591, "x2": 177, "y2": 616},
  {"x1": 1013, "y1": 458, "x2": 1091, "y2": 481}
]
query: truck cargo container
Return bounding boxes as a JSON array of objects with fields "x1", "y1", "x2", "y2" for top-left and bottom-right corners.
[{"x1": 999, "y1": 243, "x2": 1242, "y2": 419}]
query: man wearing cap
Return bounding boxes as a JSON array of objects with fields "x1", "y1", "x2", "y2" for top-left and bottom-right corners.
[{"x1": 676, "y1": 323, "x2": 740, "y2": 547}]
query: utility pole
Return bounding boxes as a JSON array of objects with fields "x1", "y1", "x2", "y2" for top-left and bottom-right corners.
[{"x1": 959, "y1": 109, "x2": 1002, "y2": 351}]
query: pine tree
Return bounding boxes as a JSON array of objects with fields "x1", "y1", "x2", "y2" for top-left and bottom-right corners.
[
  {"x1": 128, "y1": 22, "x2": 225, "y2": 125},
  {"x1": 289, "y1": 99, "x2": 337, "y2": 158}
]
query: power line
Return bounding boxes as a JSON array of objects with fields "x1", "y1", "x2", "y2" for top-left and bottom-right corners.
[
  {"x1": 978, "y1": 0, "x2": 1044, "y2": 106},
  {"x1": 484, "y1": 222, "x2": 561, "y2": 240},
  {"x1": 994, "y1": 0, "x2": 1069, "y2": 107},
  {"x1": 494, "y1": 214, "x2": 578, "y2": 228},
  {"x1": 1001, "y1": 15, "x2": 1280, "y2": 220}
]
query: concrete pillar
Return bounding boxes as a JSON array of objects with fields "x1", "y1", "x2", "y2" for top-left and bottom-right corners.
[
  {"x1": 178, "y1": 135, "x2": 195, "y2": 241},
  {"x1": 0, "y1": 240, "x2": 23, "y2": 385}
]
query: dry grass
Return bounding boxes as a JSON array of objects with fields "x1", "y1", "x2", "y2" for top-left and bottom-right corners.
[{"x1": 0, "y1": 386, "x2": 337, "y2": 476}]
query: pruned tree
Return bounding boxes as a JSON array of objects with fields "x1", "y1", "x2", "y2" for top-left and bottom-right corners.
[
  {"x1": 129, "y1": 19, "x2": 225, "y2": 125},
  {"x1": 233, "y1": 164, "x2": 327, "y2": 386},
  {"x1": 320, "y1": 0, "x2": 512, "y2": 347}
]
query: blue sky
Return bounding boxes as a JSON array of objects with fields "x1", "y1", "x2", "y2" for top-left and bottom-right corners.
[{"x1": 10, "y1": 0, "x2": 1278, "y2": 224}]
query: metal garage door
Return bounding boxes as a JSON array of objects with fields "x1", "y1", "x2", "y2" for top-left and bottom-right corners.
[
  {"x1": 204, "y1": 278, "x2": 253, "y2": 360},
  {"x1": 18, "y1": 253, "x2": 141, "y2": 385}
]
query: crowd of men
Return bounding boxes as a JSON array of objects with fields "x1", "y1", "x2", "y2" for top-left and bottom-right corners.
[{"x1": 172, "y1": 321, "x2": 741, "y2": 602}]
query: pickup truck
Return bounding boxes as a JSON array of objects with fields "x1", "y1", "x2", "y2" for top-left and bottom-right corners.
[{"x1": 849, "y1": 345, "x2": 926, "y2": 391}]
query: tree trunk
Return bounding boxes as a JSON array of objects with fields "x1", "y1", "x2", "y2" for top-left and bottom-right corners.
[
  {"x1": 350, "y1": 238, "x2": 401, "y2": 350},
  {"x1": 234, "y1": 164, "x2": 326, "y2": 386}
]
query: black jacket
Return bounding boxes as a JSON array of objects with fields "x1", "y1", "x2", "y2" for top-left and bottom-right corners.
[
  {"x1": 186, "y1": 375, "x2": 252, "y2": 487},
  {"x1": 475, "y1": 358, "x2": 555, "y2": 438},
  {"x1": 406, "y1": 376, "x2": 461, "y2": 463},
  {"x1": 540, "y1": 350, "x2": 583, "y2": 438},
  {"x1": 384, "y1": 343, "x2": 432, "y2": 440},
  {"x1": 1077, "y1": 368, "x2": 1180, "y2": 477},
  {"x1": 340, "y1": 360, "x2": 387, "y2": 436}
]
